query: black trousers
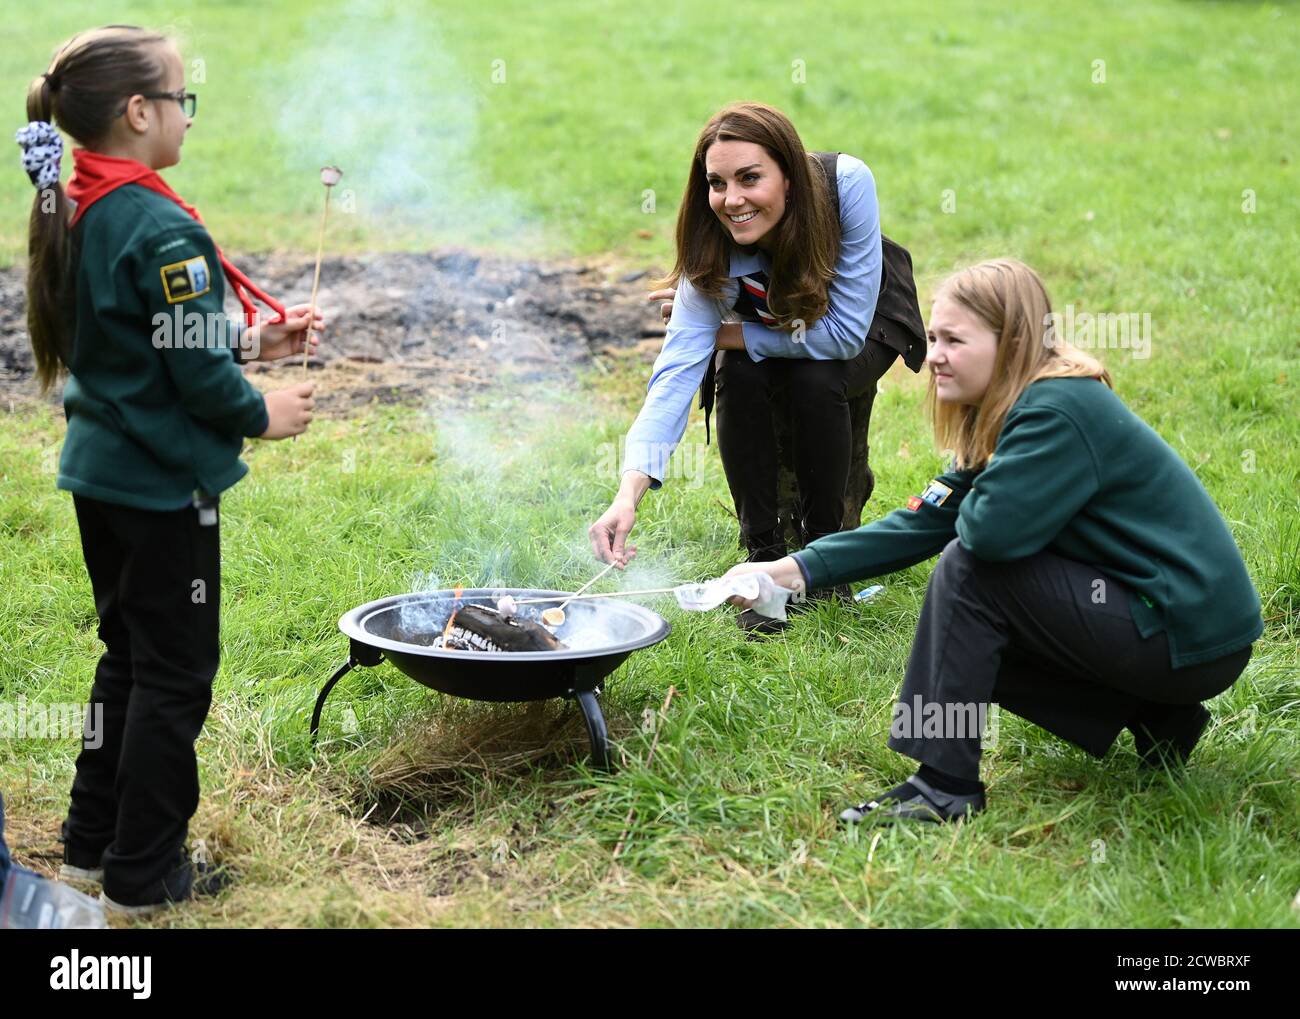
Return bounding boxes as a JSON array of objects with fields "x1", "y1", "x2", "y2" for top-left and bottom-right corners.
[
  {"x1": 890, "y1": 540, "x2": 1253, "y2": 780},
  {"x1": 715, "y1": 339, "x2": 897, "y2": 559},
  {"x1": 64, "y1": 494, "x2": 220, "y2": 902}
]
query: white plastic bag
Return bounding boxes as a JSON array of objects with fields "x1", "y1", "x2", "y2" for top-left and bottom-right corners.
[
  {"x1": 0, "y1": 867, "x2": 107, "y2": 929},
  {"x1": 673, "y1": 573, "x2": 798, "y2": 621}
]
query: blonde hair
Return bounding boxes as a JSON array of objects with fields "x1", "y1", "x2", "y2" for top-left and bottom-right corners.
[{"x1": 928, "y1": 259, "x2": 1112, "y2": 470}]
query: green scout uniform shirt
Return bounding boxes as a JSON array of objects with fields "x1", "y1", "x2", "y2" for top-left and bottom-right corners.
[
  {"x1": 795, "y1": 377, "x2": 1264, "y2": 668},
  {"x1": 57, "y1": 184, "x2": 269, "y2": 511}
]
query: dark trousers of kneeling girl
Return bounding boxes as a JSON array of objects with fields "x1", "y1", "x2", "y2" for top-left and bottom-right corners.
[{"x1": 891, "y1": 540, "x2": 1252, "y2": 779}]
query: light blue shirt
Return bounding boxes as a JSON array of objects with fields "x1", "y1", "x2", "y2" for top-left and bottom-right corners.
[{"x1": 622, "y1": 153, "x2": 883, "y2": 487}]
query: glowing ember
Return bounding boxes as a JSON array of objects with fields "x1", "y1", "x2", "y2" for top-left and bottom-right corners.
[{"x1": 440, "y1": 585, "x2": 464, "y2": 644}]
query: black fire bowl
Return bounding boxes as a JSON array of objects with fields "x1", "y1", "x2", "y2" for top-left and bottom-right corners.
[{"x1": 310, "y1": 589, "x2": 672, "y2": 769}]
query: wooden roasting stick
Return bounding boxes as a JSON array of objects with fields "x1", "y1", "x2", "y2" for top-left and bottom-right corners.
[
  {"x1": 540, "y1": 560, "x2": 619, "y2": 626},
  {"x1": 302, "y1": 166, "x2": 342, "y2": 379},
  {"x1": 512, "y1": 586, "x2": 679, "y2": 607}
]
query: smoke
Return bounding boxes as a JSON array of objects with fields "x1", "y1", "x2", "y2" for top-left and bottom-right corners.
[{"x1": 270, "y1": 0, "x2": 540, "y2": 242}]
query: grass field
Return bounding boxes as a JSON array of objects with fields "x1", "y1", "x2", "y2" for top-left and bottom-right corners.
[{"x1": 1, "y1": 0, "x2": 1297, "y2": 927}]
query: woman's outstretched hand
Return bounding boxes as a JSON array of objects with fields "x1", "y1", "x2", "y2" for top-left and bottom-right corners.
[
  {"x1": 589, "y1": 498, "x2": 638, "y2": 567},
  {"x1": 721, "y1": 557, "x2": 806, "y2": 607},
  {"x1": 590, "y1": 470, "x2": 654, "y2": 567}
]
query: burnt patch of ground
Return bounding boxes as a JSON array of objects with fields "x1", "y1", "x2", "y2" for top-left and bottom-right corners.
[{"x1": 0, "y1": 250, "x2": 668, "y2": 413}]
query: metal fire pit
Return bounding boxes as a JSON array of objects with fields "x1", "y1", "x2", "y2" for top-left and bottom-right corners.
[{"x1": 311, "y1": 588, "x2": 672, "y2": 769}]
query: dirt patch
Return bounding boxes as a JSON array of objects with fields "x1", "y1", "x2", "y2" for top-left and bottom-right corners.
[
  {"x1": 0, "y1": 250, "x2": 668, "y2": 413},
  {"x1": 350, "y1": 699, "x2": 597, "y2": 828}
]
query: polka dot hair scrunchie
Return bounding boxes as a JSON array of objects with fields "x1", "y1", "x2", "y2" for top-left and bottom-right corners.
[{"x1": 15, "y1": 121, "x2": 63, "y2": 190}]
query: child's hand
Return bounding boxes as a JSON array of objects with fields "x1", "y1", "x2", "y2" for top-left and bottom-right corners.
[
  {"x1": 248, "y1": 304, "x2": 324, "y2": 362},
  {"x1": 260, "y1": 383, "x2": 315, "y2": 439}
]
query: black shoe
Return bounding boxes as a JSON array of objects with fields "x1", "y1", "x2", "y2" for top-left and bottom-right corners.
[
  {"x1": 100, "y1": 851, "x2": 234, "y2": 917},
  {"x1": 736, "y1": 608, "x2": 790, "y2": 637},
  {"x1": 839, "y1": 773, "x2": 985, "y2": 825},
  {"x1": 58, "y1": 824, "x2": 106, "y2": 883},
  {"x1": 740, "y1": 526, "x2": 787, "y2": 563},
  {"x1": 59, "y1": 848, "x2": 105, "y2": 884},
  {"x1": 1130, "y1": 703, "x2": 1211, "y2": 770}
]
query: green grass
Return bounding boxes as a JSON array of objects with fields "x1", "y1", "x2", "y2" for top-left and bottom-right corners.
[
  {"x1": 2, "y1": 0, "x2": 1298, "y2": 927},
  {"x1": 3, "y1": 0, "x2": 1298, "y2": 273}
]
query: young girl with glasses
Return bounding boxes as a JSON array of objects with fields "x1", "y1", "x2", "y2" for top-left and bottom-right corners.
[{"x1": 17, "y1": 25, "x2": 322, "y2": 914}]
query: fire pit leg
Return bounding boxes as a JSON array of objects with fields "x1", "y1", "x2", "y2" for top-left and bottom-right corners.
[
  {"x1": 574, "y1": 689, "x2": 610, "y2": 771},
  {"x1": 310, "y1": 657, "x2": 357, "y2": 743}
]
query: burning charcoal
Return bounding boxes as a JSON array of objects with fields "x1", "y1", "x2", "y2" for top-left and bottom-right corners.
[{"x1": 434, "y1": 604, "x2": 566, "y2": 652}]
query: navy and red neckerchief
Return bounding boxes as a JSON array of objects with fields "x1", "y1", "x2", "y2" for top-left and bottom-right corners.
[
  {"x1": 733, "y1": 270, "x2": 776, "y2": 327},
  {"x1": 65, "y1": 149, "x2": 285, "y2": 326}
]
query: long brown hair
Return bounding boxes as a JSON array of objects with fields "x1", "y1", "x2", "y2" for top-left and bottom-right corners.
[
  {"x1": 929, "y1": 259, "x2": 1112, "y2": 470},
  {"x1": 665, "y1": 102, "x2": 840, "y2": 331},
  {"x1": 24, "y1": 25, "x2": 170, "y2": 393}
]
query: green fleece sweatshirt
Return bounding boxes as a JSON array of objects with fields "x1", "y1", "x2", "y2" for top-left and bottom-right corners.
[
  {"x1": 57, "y1": 184, "x2": 268, "y2": 511},
  {"x1": 794, "y1": 377, "x2": 1263, "y2": 668}
]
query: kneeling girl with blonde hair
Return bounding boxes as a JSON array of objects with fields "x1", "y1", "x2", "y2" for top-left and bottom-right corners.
[{"x1": 726, "y1": 259, "x2": 1262, "y2": 823}]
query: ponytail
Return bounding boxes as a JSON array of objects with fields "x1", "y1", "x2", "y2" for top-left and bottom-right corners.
[
  {"x1": 23, "y1": 75, "x2": 72, "y2": 393},
  {"x1": 17, "y1": 26, "x2": 169, "y2": 393}
]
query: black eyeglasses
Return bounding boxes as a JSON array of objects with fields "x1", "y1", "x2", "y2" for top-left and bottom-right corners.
[{"x1": 140, "y1": 90, "x2": 197, "y2": 117}]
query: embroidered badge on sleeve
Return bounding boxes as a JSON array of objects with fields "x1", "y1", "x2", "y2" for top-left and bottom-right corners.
[
  {"x1": 160, "y1": 255, "x2": 212, "y2": 304},
  {"x1": 907, "y1": 479, "x2": 954, "y2": 512},
  {"x1": 920, "y1": 479, "x2": 954, "y2": 507}
]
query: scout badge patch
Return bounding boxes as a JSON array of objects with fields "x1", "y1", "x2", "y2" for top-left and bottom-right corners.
[
  {"x1": 907, "y1": 478, "x2": 954, "y2": 511},
  {"x1": 160, "y1": 255, "x2": 211, "y2": 304}
]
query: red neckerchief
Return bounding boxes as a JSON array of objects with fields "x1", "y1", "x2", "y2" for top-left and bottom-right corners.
[{"x1": 65, "y1": 149, "x2": 285, "y2": 326}]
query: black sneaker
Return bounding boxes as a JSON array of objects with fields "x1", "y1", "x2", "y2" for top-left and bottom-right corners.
[
  {"x1": 58, "y1": 852, "x2": 105, "y2": 884},
  {"x1": 839, "y1": 773, "x2": 985, "y2": 825},
  {"x1": 1130, "y1": 703, "x2": 1211, "y2": 770},
  {"x1": 58, "y1": 832, "x2": 106, "y2": 884},
  {"x1": 100, "y1": 852, "x2": 233, "y2": 918}
]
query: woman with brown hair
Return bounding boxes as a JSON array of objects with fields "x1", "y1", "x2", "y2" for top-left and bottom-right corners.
[
  {"x1": 723, "y1": 259, "x2": 1262, "y2": 823},
  {"x1": 589, "y1": 102, "x2": 921, "y2": 630}
]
